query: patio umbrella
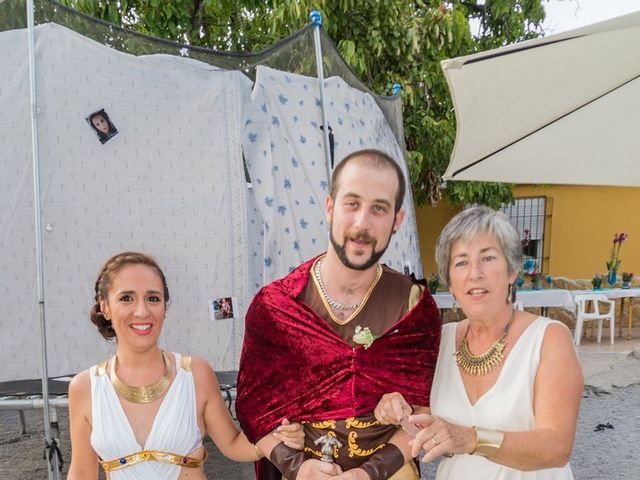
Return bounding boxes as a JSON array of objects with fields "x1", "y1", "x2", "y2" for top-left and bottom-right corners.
[{"x1": 441, "y1": 10, "x2": 640, "y2": 186}]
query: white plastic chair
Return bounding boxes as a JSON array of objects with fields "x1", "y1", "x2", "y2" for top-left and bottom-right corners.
[
  {"x1": 513, "y1": 300, "x2": 524, "y2": 311},
  {"x1": 573, "y1": 294, "x2": 615, "y2": 346}
]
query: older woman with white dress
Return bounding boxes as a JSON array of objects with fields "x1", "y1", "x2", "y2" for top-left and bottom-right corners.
[{"x1": 375, "y1": 206, "x2": 583, "y2": 479}]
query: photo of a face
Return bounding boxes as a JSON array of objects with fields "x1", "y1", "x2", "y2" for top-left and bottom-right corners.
[
  {"x1": 87, "y1": 109, "x2": 118, "y2": 144},
  {"x1": 210, "y1": 296, "x2": 235, "y2": 321},
  {"x1": 91, "y1": 114, "x2": 109, "y2": 134}
]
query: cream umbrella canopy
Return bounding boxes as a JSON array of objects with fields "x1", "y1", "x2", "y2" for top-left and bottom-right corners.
[{"x1": 441, "y1": 10, "x2": 640, "y2": 186}]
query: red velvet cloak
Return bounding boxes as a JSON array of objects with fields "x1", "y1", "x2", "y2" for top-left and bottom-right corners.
[{"x1": 236, "y1": 256, "x2": 440, "y2": 456}]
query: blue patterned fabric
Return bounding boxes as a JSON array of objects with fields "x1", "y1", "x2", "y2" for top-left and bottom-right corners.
[{"x1": 243, "y1": 66, "x2": 423, "y2": 284}]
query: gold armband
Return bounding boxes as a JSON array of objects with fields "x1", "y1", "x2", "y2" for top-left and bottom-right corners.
[
  {"x1": 253, "y1": 443, "x2": 265, "y2": 459},
  {"x1": 470, "y1": 426, "x2": 504, "y2": 458}
]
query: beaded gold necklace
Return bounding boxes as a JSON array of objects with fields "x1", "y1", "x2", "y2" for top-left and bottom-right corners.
[
  {"x1": 110, "y1": 351, "x2": 172, "y2": 404},
  {"x1": 455, "y1": 309, "x2": 515, "y2": 376}
]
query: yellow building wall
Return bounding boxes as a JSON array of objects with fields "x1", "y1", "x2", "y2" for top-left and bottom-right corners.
[
  {"x1": 512, "y1": 185, "x2": 640, "y2": 280},
  {"x1": 415, "y1": 201, "x2": 461, "y2": 277},
  {"x1": 415, "y1": 185, "x2": 640, "y2": 281}
]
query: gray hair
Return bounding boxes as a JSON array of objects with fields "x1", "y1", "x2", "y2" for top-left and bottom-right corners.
[{"x1": 435, "y1": 206, "x2": 523, "y2": 286}]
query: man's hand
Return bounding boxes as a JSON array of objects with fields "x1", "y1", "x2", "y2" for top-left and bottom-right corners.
[
  {"x1": 296, "y1": 459, "x2": 343, "y2": 479},
  {"x1": 374, "y1": 392, "x2": 411, "y2": 425},
  {"x1": 332, "y1": 467, "x2": 370, "y2": 479}
]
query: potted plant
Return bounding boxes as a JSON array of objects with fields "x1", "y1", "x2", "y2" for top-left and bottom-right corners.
[
  {"x1": 592, "y1": 273, "x2": 603, "y2": 290},
  {"x1": 606, "y1": 232, "x2": 628, "y2": 287},
  {"x1": 621, "y1": 272, "x2": 633, "y2": 289},
  {"x1": 530, "y1": 273, "x2": 542, "y2": 290},
  {"x1": 427, "y1": 272, "x2": 440, "y2": 294}
]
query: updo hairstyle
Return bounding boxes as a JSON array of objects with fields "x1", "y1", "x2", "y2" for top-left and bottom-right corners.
[{"x1": 91, "y1": 251, "x2": 170, "y2": 340}]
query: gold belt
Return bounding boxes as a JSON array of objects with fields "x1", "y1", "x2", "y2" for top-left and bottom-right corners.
[{"x1": 100, "y1": 449, "x2": 207, "y2": 471}]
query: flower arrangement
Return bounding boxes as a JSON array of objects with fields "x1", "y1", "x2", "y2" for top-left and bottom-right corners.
[
  {"x1": 622, "y1": 272, "x2": 633, "y2": 282},
  {"x1": 521, "y1": 229, "x2": 537, "y2": 274},
  {"x1": 353, "y1": 326, "x2": 376, "y2": 349},
  {"x1": 427, "y1": 272, "x2": 440, "y2": 294},
  {"x1": 606, "y1": 232, "x2": 628, "y2": 276},
  {"x1": 592, "y1": 273, "x2": 603, "y2": 290}
]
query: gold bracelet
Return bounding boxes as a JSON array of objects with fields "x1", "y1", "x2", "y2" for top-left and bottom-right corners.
[
  {"x1": 470, "y1": 426, "x2": 504, "y2": 458},
  {"x1": 253, "y1": 443, "x2": 265, "y2": 459}
]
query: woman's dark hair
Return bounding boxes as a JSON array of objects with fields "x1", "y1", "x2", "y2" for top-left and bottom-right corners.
[{"x1": 91, "y1": 252, "x2": 169, "y2": 340}]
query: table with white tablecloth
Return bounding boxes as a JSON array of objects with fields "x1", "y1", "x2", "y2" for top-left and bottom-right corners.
[{"x1": 432, "y1": 289, "x2": 575, "y2": 314}]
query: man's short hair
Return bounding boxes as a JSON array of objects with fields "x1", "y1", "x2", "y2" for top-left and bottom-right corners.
[{"x1": 329, "y1": 149, "x2": 406, "y2": 213}]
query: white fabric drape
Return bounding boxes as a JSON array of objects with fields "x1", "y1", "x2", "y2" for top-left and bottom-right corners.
[{"x1": 0, "y1": 24, "x2": 251, "y2": 380}]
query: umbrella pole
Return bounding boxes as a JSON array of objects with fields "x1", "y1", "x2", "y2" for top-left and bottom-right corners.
[{"x1": 26, "y1": 1, "x2": 62, "y2": 478}]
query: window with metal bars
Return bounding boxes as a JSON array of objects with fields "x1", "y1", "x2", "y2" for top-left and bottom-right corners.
[{"x1": 500, "y1": 197, "x2": 546, "y2": 274}]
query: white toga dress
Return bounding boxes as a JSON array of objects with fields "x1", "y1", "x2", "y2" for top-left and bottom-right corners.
[
  {"x1": 90, "y1": 353, "x2": 203, "y2": 480},
  {"x1": 430, "y1": 317, "x2": 574, "y2": 480}
]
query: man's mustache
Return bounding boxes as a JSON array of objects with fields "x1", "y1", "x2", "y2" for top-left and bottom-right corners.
[{"x1": 347, "y1": 231, "x2": 375, "y2": 244}]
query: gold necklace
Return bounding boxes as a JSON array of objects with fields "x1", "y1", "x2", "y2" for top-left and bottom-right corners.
[
  {"x1": 312, "y1": 256, "x2": 383, "y2": 326},
  {"x1": 455, "y1": 309, "x2": 514, "y2": 376},
  {"x1": 110, "y1": 351, "x2": 172, "y2": 404}
]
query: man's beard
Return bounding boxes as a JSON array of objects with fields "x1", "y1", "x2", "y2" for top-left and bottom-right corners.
[{"x1": 329, "y1": 224, "x2": 392, "y2": 271}]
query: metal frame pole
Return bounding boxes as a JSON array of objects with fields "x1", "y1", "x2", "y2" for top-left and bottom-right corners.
[
  {"x1": 26, "y1": 1, "x2": 61, "y2": 478},
  {"x1": 310, "y1": 10, "x2": 333, "y2": 181}
]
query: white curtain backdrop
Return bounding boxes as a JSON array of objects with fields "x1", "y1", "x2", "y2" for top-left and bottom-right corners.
[
  {"x1": 1, "y1": 26, "x2": 424, "y2": 382},
  {"x1": 0, "y1": 24, "x2": 252, "y2": 381}
]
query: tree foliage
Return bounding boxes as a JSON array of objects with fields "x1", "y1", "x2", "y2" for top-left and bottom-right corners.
[{"x1": 58, "y1": 0, "x2": 546, "y2": 208}]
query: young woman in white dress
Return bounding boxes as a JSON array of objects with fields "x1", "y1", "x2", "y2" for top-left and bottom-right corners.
[{"x1": 67, "y1": 251, "x2": 303, "y2": 480}]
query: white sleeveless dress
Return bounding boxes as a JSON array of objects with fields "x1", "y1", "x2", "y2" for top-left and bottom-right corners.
[
  {"x1": 90, "y1": 353, "x2": 203, "y2": 480},
  {"x1": 430, "y1": 317, "x2": 574, "y2": 480}
]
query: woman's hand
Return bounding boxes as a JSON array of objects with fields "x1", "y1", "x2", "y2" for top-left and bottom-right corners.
[
  {"x1": 272, "y1": 418, "x2": 305, "y2": 450},
  {"x1": 408, "y1": 413, "x2": 476, "y2": 462},
  {"x1": 374, "y1": 392, "x2": 412, "y2": 425}
]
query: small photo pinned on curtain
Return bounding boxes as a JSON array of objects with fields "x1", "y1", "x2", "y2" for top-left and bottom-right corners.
[
  {"x1": 87, "y1": 108, "x2": 118, "y2": 144},
  {"x1": 209, "y1": 296, "x2": 236, "y2": 321}
]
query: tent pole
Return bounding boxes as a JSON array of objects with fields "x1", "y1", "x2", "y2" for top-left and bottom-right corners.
[
  {"x1": 310, "y1": 11, "x2": 333, "y2": 181},
  {"x1": 26, "y1": 1, "x2": 61, "y2": 478}
]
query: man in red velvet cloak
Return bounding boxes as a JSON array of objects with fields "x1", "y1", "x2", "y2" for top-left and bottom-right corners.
[{"x1": 236, "y1": 149, "x2": 441, "y2": 480}]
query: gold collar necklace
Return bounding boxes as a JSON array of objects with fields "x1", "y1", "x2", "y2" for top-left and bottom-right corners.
[
  {"x1": 110, "y1": 351, "x2": 172, "y2": 404},
  {"x1": 455, "y1": 309, "x2": 515, "y2": 376}
]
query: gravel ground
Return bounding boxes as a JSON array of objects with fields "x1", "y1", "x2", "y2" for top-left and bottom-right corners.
[{"x1": 1, "y1": 384, "x2": 639, "y2": 479}]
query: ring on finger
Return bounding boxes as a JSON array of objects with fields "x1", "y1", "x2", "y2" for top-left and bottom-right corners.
[{"x1": 430, "y1": 437, "x2": 439, "y2": 446}]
